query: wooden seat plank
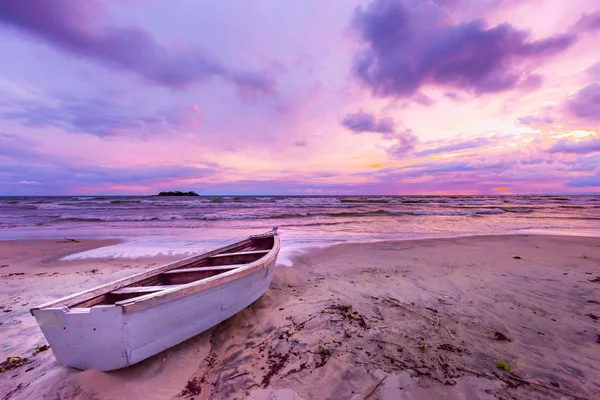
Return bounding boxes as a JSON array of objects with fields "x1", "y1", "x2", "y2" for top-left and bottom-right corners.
[
  {"x1": 164, "y1": 266, "x2": 240, "y2": 275},
  {"x1": 209, "y1": 250, "x2": 269, "y2": 258},
  {"x1": 112, "y1": 285, "x2": 183, "y2": 295}
]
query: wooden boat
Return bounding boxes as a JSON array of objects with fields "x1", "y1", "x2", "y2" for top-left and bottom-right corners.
[{"x1": 30, "y1": 229, "x2": 280, "y2": 371}]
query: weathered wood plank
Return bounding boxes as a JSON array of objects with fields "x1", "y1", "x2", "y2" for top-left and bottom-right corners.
[
  {"x1": 164, "y1": 266, "x2": 242, "y2": 275},
  {"x1": 210, "y1": 250, "x2": 269, "y2": 258},
  {"x1": 112, "y1": 285, "x2": 183, "y2": 295}
]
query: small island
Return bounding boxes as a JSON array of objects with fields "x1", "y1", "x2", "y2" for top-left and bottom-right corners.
[{"x1": 157, "y1": 191, "x2": 199, "y2": 197}]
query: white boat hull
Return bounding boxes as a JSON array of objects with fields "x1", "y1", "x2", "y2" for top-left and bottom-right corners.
[{"x1": 32, "y1": 258, "x2": 276, "y2": 371}]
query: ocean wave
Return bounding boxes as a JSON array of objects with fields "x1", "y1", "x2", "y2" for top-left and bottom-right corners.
[
  {"x1": 110, "y1": 199, "x2": 142, "y2": 204},
  {"x1": 55, "y1": 215, "x2": 187, "y2": 223},
  {"x1": 46, "y1": 208, "x2": 510, "y2": 223},
  {"x1": 340, "y1": 198, "x2": 389, "y2": 204},
  {"x1": 499, "y1": 207, "x2": 534, "y2": 213}
]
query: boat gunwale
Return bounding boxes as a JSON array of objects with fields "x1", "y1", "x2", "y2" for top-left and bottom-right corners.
[{"x1": 30, "y1": 232, "x2": 279, "y2": 314}]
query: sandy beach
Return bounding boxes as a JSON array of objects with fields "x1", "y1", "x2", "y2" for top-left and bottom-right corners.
[{"x1": 1, "y1": 234, "x2": 599, "y2": 399}]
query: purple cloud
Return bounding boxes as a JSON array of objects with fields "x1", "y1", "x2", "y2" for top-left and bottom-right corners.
[
  {"x1": 386, "y1": 129, "x2": 418, "y2": 157},
  {"x1": 521, "y1": 158, "x2": 553, "y2": 166},
  {"x1": 340, "y1": 110, "x2": 418, "y2": 157},
  {"x1": 0, "y1": 94, "x2": 201, "y2": 137},
  {"x1": 550, "y1": 136, "x2": 600, "y2": 154},
  {"x1": 518, "y1": 115, "x2": 554, "y2": 125},
  {"x1": 565, "y1": 84, "x2": 600, "y2": 121},
  {"x1": 0, "y1": 140, "x2": 219, "y2": 194},
  {"x1": 586, "y1": 62, "x2": 600, "y2": 79},
  {"x1": 341, "y1": 110, "x2": 396, "y2": 135},
  {"x1": 388, "y1": 160, "x2": 476, "y2": 178},
  {"x1": 0, "y1": 0, "x2": 275, "y2": 96},
  {"x1": 416, "y1": 137, "x2": 490, "y2": 157},
  {"x1": 566, "y1": 174, "x2": 600, "y2": 188},
  {"x1": 576, "y1": 10, "x2": 600, "y2": 32},
  {"x1": 351, "y1": 0, "x2": 575, "y2": 98}
]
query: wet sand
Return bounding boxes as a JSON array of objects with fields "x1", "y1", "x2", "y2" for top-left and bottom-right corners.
[{"x1": 1, "y1": 235, "x2": 600, "y2": 399}]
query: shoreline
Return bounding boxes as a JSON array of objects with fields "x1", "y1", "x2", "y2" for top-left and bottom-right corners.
[
  {"x1": 1, "y1": 229, "x2": 599, "y2": 263},
  {"x1": 1, "y1": 234, "x2": 599, "y2": 399}
]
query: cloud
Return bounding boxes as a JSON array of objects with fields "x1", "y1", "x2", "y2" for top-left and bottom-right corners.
[
  {"x1": 566, "y1": 174, "x2": 600, "y2": 187},
  {"x1": 413, "y1": 93, "x2": 435, "y2": 106},
  {"x1": 520, "y1": 158, "x2": 553, "y2": 166},
  {"x1": 386, "y1": 129, "x2": 418, "y2": 156},
  {"x1": 576, "y1": 10, "x2": 600, "y2": 32},
  {"x1": 564, "y1": 154, "x2": 600, "y2": 171},
  {"x1": 0, "y1": 93, "x2": 203, "y2": 137},
  {"x1": 351, "y1": 0, "x2": 576, "y2": 98},
  {"x1": 0, "y1": 0, "x2": 275, "y2": 97},
  {"x1": 1, "y1": 160, "x2": 219, "y2": 192},
  {"x1": 518, "y1": 115, "x2": 554, "y2": 125},
  {"x1": 549, "y1": 135, "x2": 600, "y2": 154},
  {"x1": 341, "y1": 110, "x2": 396, "y2": 135},
  {"x1": 565, "y1": 83, "x2": 600, "y2": 122},
  {"x1": 586, "y1": 62, "x2": 600, "y2": 80},
  {"x1": 416, "y1": 137, "x2": 490, "y2": 157},
  {"x1": 389, "y1": 160, "x2": 476, "y2": 178},
  {"x1": 341, "y1": 110, "x2": 418, "y2": 157}
]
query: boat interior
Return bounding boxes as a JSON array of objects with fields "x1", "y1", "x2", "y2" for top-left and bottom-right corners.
[{"x1": 71, "y1": 234, "x2": 275, "y2": 308}]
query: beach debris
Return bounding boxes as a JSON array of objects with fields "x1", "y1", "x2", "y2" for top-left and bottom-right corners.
[
  {"x1": 0, "y1": 356, "x2": 27, "y2": 373},
  {"x1": 460, "y1": 367, "x2": 591, "y2": 400},
  {"x1": 323, "y1": 304, "x2": 368, "y2": 329},
  {"x1": 315, "y1": 345, "x2": 332, "y2": 368},
  {"x1": 229, "y1": 371, "x2": 250, "y2": 380},
  {"x1": 370, "y1": 338, "x2": 403, "y2": 348},
  {"x1": 57, "y1": 238, "x2": 80, "y2": 243},
  {"x1": 513, "y1": 256, "x2": 522, "y2": 260},
  {"x1": 385, "y1": 297, "x2": 435, "y2": 323},
  {"x1": 587, "y1": 300, "x2": 599, "y2": 304},
  {"x1": 32, "y1": 344, "x2": 49, "y2": 355},
  {"x1": 437, "y1": 343, "x2": 468, "y2": 354},
  {"x1": 492, "y1": 330, "x2": 511, "y2": 341},
  {"x1": 363, "y1": 375, "x2": 387, "y2": 399},
  {"x1": 418, "y1": 343, "x2": 426, "y2": 351},
  {"x1": 494, "y1": 361, "x2": 511, "y2": 372},
  {"x1": 444, "y1": 324, "x2": 455, "y2": 340},
  {"x1": 0, "y1": 264, "x2": 8, "y2": 268},
  {"x1": 178, "y1": 352, "x2": 217, "y2": 396},
  {"x1": 261, "y1": 352, "x2": 290, "y2": 387},
  {"x1": 504, "y1": 375, "x2": 591, "y2": 400},
  {"x1": 549, "y1": 380, "x2": 560, "y2": 388},
  {"x1": 589, "y1": 276, "x2": 600, "y2": 283},
  {"x1": 181, "y1": 377, "x2": 203, "y2": 396},
  {"x1": 585, "y1": 313, "x2": 599, "y2": 321}
]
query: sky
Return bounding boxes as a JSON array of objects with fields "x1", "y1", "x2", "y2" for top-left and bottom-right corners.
[{"x1": 0, "y1": 0, "x2": 599, "y2": 196}]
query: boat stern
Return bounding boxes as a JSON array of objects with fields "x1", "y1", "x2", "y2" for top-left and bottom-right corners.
[{"x1": 31, "y1": 305, "x2": 129, "y2": 371}]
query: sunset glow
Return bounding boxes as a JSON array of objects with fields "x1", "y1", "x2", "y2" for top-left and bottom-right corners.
[{"x1": 0, "y1": 0, "x2": 599, "y2": 195}]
